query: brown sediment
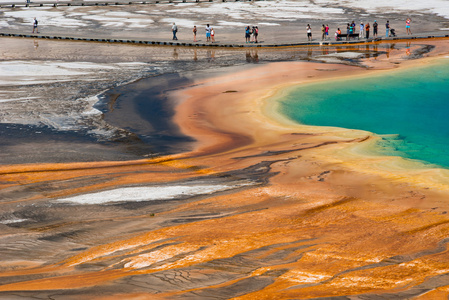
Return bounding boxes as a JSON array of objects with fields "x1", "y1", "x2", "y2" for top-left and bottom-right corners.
[{"x1": 2, "y1": 41, "x2": 449, "y2": 299}]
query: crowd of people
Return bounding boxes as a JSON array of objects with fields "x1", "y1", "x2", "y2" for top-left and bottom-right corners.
[
  {"x1": 171, "y1": 23, "x2": 220, "y2": 43},
  {"x1": 179, "y1": 19, "x2": 411, "y2": 43},
  {"x1": 245, "y1": 25, "x2": 259, "y2": 43},
  {"x1": 310, "y1": 19, "x2": 412, "y2": 42},
  {"x1": 31, "y1": 17, "x2": 413, "y2": 44},
  {"x1": 172, "y1": 23, "x2": 260, "y2": 43}
]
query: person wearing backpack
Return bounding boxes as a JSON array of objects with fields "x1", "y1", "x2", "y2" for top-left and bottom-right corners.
[{"x1": 32, "y1": 18, "x2": 38, "y2": 33}]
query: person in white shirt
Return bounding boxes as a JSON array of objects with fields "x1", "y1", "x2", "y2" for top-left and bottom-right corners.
[
  {"x1": 205, "y1": 24, "x2": 211, "y2": 42},
  {"x1": 172, "y1": 23, "x2": 178, "y2": 40},
  {"x1": 32, "y1": 18, "x2": 38, "y2": 33}
]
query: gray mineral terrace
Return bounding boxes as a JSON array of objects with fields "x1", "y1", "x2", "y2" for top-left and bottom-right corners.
[{"x1": 1, "y1": 0, "x2": 449, "y2": 47}]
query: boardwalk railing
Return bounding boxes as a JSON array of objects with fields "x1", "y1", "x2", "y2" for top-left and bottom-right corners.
[
  {"x1": 0, "y1": 0, "x2": 261, "y2": 8},
  {"x1": 1, "y1": 30, "x2": 449, "y2": 48}
]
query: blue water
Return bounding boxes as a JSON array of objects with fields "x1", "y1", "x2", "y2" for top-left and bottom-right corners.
[{"x1": 279, "y1": 60, "x2": 449, "y2": 168}]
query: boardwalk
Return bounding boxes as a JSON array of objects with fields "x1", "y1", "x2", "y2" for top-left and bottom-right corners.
[
  {"x1": 1, "y1": 0, "x2": 449, "y2": 47},
  {"x1": 1, "y1": 29, "x2": 448, "y2": 48},
  {"x1": 0, "y1": 0, "x2": 258, "y2": 8}
]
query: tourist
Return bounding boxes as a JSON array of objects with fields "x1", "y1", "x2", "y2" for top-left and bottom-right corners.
[
  {"x1": 325, "y1": 24, "x2": 329, "y2": 40},
  {"x1": 321, "y1": 24, "x2": 325, "y2": 41},
  {"x1": 172, "y1": 23, "x2": 178, "y2": 40},
  {"x1": 32, "y1": 17, "x2": 38, "y2": 33},
  {"x1": 335, "y1": 28, "x2": 341, "y2": 40},
  {"x1": 211, "y1": 27, "x2": 215, "y2": 42},
  {"x1": 360, "y1": 22, "x2": 364, "y2": 38},
  {"x1": 245, "y1": 26, "x2": 251, "y2": 43},
  {"x1": 386, "y1": 20, "x2": 390, "y2": 37},
  {"x1": 193, "y1": 25, "x2": 197, "y2": 42},
  {"x1": 306, "y1": 24, "x2": 312, "y2": 41},
  {"x1": 254, "y1": 26, "x2": 259, "y2": 43},
  {"x1": 351, "y1": 20, "x2": 356, "y2": 30},
  {"x1": 206, "y1": 24, "x2": 211, "y2": 42},
  {"x1": 251, "y1": 26, "x2": 256, "y2": 42},
  {"x1": 348, "y1": 22, "x2": 354, "y2": 40},
  {"x1": 406, "y1": 18, "x2": 412, "y2": 35},
  {"x1": 373, "y1": 20, "x2": 378, "y2": 37},
  {"x1": 365, "y1": 22, "x2": 370, "y2": 39}
]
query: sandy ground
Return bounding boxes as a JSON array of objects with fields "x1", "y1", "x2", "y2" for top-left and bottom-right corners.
[{"x1": 2, "y1": 1, "x2": 449, "y2": 298}]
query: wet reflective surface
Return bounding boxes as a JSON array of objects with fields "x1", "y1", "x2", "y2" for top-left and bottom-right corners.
[{"x1": 2, "y1": 39, "x2": 449, "y2": 299}]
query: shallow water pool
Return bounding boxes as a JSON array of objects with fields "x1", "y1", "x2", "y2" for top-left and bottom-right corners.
[{"x1": 279, "y1": 59, "x2": 449, "y2": 168}]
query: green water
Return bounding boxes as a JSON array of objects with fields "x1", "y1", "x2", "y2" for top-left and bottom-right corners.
[{"x1": 279, "y1": 59, "x2": 449, "y2": 168}]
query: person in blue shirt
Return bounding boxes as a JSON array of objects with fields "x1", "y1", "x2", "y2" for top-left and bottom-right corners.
[{"x1": 245, "y1": 26, "x2": 251, "y2": 43}]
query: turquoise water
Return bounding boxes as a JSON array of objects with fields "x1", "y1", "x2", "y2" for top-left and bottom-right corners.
[{"x1": 279, "y1": 60, "x2": 449, "y2": 168}]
